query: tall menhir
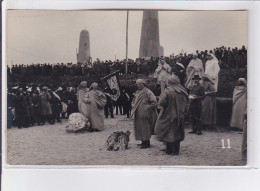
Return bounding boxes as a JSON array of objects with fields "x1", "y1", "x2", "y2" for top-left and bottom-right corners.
[
  {"x1": 139, "y1": 10, "x2": 164, "y2": 58},
  {"x1": 77, "y1": 29, "x2": 91, "y2": 64}
]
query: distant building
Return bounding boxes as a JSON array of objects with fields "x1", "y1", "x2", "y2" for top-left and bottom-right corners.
[
  {"x1": 77, "y1": 29, "x2": 91, "y2": 64},
  {"x1": 139, "y1": 10, "x2": 164, "y2": 58}
]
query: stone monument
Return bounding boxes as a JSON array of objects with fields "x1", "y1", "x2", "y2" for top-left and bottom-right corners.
[
  {"x1": 139, "y1": 10, "x2": 164, "y2": 58},
  {"x1": 77, "y1": 29, "x2": 91, "y2": 64}
]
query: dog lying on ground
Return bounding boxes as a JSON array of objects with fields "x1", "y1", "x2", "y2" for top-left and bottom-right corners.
[{"x1": 106, "y1": 131, "x2": 131, "y2": 151}]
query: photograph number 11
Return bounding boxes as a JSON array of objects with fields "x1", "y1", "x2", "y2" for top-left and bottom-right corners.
[{"x1": 5, "y1": 10, "x2": 247, "y2": 166}]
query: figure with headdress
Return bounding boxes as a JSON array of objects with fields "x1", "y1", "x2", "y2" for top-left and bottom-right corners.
[
  {"x1": 188, "y1": 75, "x2": 205, "y2": 135},
  {"x1": 201, "y1": 74, "x2": 217, "y2": 128},
  {"x1": 154, "y1": 57, "x2": 172, "y2": 92},
  {"x1": 131, "y1": 79, "x2": 157, "y2": 149},
  {"x1": 154, "y1": 76, "x2": 188, "y2": 155},
  {"x1": 204, "y1": 53, "x2": 220, "y2": 92},
  {"x1": 172, "y1": 55, "x2": 186, "y2": 86},
  {"x1": 230, "y1": 78, "x2": 247, "y2": 130},
  {"x1": 78, "y1": 82, "x2": 107, "y2": 131},
  {"x1": 185, "y1": 53, "x2": 204, "y2": 91}
]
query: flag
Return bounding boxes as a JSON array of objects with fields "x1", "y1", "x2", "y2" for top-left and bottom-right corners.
[{"x1": 101, "y1": 70, "x2": 121, "y2": 101}]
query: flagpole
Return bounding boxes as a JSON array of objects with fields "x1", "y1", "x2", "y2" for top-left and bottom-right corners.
[{"x1": 125, "y1": 10, "x2": 129, "y2": 75}]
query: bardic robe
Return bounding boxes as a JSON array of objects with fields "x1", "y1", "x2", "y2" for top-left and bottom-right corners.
[
  {"x1": 131, "y1": 87, "x2": 157, "y2": 141},
  {"x1": 154, "y1": 86, "x2": 188, "y2": 143},
  {"x1": 185, "y1": 58, "x2": 204, "y2": 90},
  {"x1": 230, "y1": 86, "x2": 247, "y2": 129},
  {"x1": 204, "y1": 55, "x2": 220, "y2": 92}
]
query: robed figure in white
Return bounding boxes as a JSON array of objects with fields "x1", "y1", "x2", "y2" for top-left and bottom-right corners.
[{"x1": 204, "y1": 53, "x2": 220, "y2": 92}]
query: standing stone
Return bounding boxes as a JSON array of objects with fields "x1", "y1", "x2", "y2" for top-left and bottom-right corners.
[
  {"x1": 159, "y1": 46, "x2": 164, "y2": 57},
  {"x1": 78, "y1": 29, "x2": 91, "y2": 64},
  {"x1": 139, "y1": 10, "x2": 163, "y2": 58}
]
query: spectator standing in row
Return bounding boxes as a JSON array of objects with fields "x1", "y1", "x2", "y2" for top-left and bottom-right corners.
[
  {"x1": 39, "y1": 86, "x2": 53, "y2": 125},
  {"x1": 104, "y1": 88, "x2": 114, "y2": 118},
  {"x1": 30, "y1": 90, "x2": 42, "y2": 126},
  {"x1": 121, "y1": 88, "x2": 131, "y2": 118},
  {"x1": 14, "y1": 88, "x2": 27, "y2": 128}
]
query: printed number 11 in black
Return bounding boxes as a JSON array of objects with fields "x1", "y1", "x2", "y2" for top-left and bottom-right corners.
[{"x1": 221, "y1": 139, "x2": 231, "y2": 149}]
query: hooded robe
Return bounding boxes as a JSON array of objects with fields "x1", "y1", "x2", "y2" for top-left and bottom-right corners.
[
  {"x1": 154, "y1": 85, "x2": 188, "y2": 143},
  {"x1": 230, "y1": 86, "x2": 247, "y2": 129},
  {"x1": 204, "y1": 54, "x2": 220, "y2": 92}
]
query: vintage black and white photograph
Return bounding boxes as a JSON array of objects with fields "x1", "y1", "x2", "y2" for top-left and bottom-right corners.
[{"x1": 6, "y1": 10, "x2": 247, "y2": 166}]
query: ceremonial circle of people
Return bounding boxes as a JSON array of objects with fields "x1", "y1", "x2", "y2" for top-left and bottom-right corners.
[{"x1": 7, "y1": 47, "x2": 247, "y2": 159}]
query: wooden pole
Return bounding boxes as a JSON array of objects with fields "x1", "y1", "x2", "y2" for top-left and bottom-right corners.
[{"x1": 126, "y1": 10, "x2": 129, "y2": 75}]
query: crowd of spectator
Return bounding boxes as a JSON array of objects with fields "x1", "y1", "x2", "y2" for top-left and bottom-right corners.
[
  {"x1": 7, "y1": 84, "x2": 133, "y2": 129},
  {"x1": 7, "y1": 46, "x2": 247, "y2": 129},
  {"x1": 8, "y1": 46, "x2": 247, "y2": 79}
]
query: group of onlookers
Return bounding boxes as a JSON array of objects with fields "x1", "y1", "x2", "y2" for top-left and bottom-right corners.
[
  {"x1": 7, "y1": 46, "x2": 247, "y2": 160},
  {"x1": 7, "y1": 85, "x2": 78, "y2": 129},
  {"x1": 7, "y1": 46, "x2": 247, "y2": 81},
  {"x1": 7, "y1": 83, "x2": 133, "y2": 129}
]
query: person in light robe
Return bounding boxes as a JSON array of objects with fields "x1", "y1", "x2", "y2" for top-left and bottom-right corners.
[
  {"x1": 201, "y1": 74, "x2": 217, "y2": 128},
  {"x1": 230, "y1": 78, "x2": 247, "y2": 130},
  {"x1": 131, "y1": 79, "x2": 157, "y2": 149},
  {"x1": 77, "y1": 81, "x2": 90, "y2": 117},
  {"x1": 185, "y1": 53, "x2": 204, "y2": 91},
  {"x1": 86, "y1": 83, "x2": 107, "y2": 132},
  {"x1": 154, "y1": 75, "x2": 188, "y2": 155},
  {"x1": 204, "y1": 53, "x2": 220, "y2": 92},
  {"x1": 154, "y1": 57, "x2": 172, "y2": 93}
]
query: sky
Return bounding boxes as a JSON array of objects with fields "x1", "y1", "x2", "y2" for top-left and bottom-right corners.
[{"x1": 6, "y1": 10, "x2": 247, "y2": 65}]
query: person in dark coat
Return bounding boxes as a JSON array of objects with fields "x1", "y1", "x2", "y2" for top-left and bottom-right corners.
[
  {"x1": 7, "y1": 90, "x2": 15, "y2": 129},
  {"x1": 14, "y1": 88, "x2": 27, "y2": 128},
  {"x1": 104, "y1": 88, "x2": 114, "y2": 118},
  {"x1": 113, "y1": 89, "x2": 123, "y2": 115},
  {"x1": 49, "y1": 87, "x2": 62, "y2": 124},
  {"x1": 67, "y1": 87, "x2": 79, "y2": 116},
  {"x1": 154, "y1": 76, "x2": 188, "y2": 155},
  {"x1": 30, "y1": 90, "x2": 42, "y2": 126},
  {"x1": 188, "y1": 75, "x2": 205, "y2": 135},
  {"x1": 121, "y1": 88, "x2": 131, "y2": 118},
  {"x1": 39, "y1": 86, "x2": 52, "y2": 124}
]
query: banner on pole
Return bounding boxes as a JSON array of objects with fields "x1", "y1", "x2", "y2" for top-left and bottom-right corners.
[{"x1": 101, "y1": 70, "x2": 121, "y2": 101}]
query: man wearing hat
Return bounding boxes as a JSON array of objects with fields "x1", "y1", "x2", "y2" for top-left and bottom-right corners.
[
  {"x1": 185, "y1": 53, "x2": 204, "y2": 91},
  {"x1": 188, "y1": 75, "x2": 205, "y2": 135},
  {"x1": 131, "y1": 79, "x2": 157, "y2": 149}
]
